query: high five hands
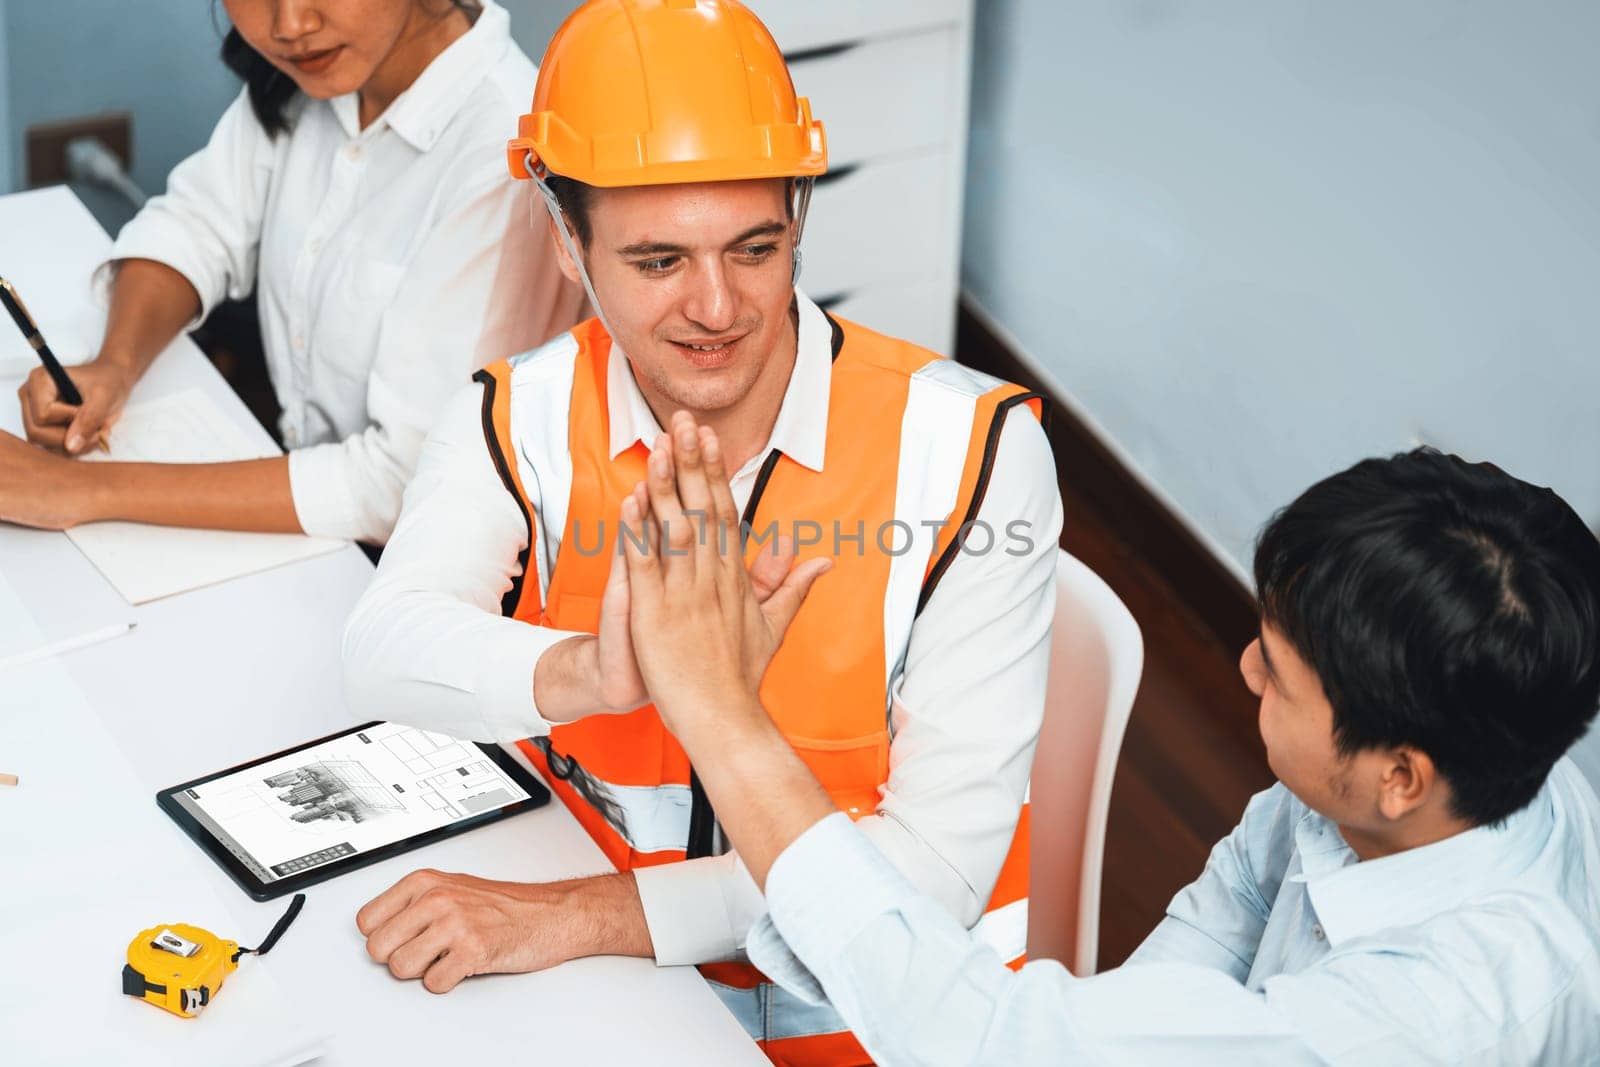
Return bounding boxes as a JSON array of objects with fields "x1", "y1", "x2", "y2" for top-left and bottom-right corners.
[
  {"x1": 357, "y1": 415, "x2": 836, "y2": 994},
  {"x1": 567, "y1": 414, "x2": 825, "y2": 718},
  {"x1": 616, "y1": 411, "x2": 832, "y2": 743}
]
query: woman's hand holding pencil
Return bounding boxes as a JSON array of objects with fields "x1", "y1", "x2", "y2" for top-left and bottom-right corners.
[{"x1": 1, "y1": 275, "x2": 118, "y2": 454}]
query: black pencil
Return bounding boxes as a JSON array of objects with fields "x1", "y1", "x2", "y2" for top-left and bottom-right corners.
[{"x1": 1, "y1": 276, "x2": 84, "y2": 406}]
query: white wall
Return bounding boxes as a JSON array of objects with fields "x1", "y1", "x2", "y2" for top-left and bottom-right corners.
[{"x1": 963, "y1": 0, "x2": 1600, "y2": 574}]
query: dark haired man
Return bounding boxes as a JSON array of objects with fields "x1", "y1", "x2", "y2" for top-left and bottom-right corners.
[{"x1": 621, "y1": 434, "x2": 1600, "y2": 1065}]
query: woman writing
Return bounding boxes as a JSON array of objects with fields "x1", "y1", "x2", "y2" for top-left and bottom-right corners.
[{"x1": 1, "y1": 0, "x2": 580, "y2": 542}]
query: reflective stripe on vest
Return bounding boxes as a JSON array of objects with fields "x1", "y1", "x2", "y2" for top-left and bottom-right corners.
[
  {"x1": 525, "y1": 737, "x2": 692, "y2": 855},
  {"x1": 707, "y1": 979, "x2": 854, "y2": 1046},
  {"x1": 477, "y1": 309, "x2": 1043, "y2": 1062}
]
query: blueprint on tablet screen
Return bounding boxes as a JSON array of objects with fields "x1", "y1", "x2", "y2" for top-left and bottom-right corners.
[{"x1": 173, "y1": 723, "x2": 531, "y2": 885}]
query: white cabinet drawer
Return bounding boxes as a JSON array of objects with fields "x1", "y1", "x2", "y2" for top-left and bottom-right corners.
[
  {"x1": 746, "y1": 0, "x2": 967, "y2": 53},
  {"x1": 801, "y1": 151, "x2": 949, "y2": 296},
  {"x1": 812, "y1": 275, "x2": 959, "y2": 357},
  {"x1": 789, "y1": 28, "x2": 959, "y2": 168}
]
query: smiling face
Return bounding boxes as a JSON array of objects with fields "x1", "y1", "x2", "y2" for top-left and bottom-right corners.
[
  {"x1": 553, "y1": 178, "x2": 799, "y2": 418},
  {"x1": 222, "y1": 0, "x2": 433, "y2": 99}
]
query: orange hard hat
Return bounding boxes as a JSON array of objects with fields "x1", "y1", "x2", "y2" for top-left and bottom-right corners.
[{"x1": 507, "y1": 0, "x2": 827, "y2": 187}]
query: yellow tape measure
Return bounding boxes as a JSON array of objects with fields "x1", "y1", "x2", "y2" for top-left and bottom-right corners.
[{"x1": 122, "y1": 894, "x2": 304, "y2": 1018}]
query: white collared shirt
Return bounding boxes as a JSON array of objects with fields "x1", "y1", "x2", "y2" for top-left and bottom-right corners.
[
  {"x1": 100, "y1": 0, "x2": 582, "y2": 542},
  {"x1": 746, "y1": 759, "x2": 1600, "y2": 1065},
  {"x1": 344, "y1": 291, "x2": 1063, "y2": 966}
]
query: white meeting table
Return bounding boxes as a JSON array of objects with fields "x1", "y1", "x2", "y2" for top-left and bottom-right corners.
[{"x1": 0, "y1": 187, "x2": 763, "y2": 1066}]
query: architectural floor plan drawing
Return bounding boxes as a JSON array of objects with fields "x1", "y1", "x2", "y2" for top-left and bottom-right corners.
[
  {"x1": 417, "y1": 760, "x2": 520, "y2": 817},
  {"x1": 380, "y1": 727, "x2": 471, "y2": 776}
]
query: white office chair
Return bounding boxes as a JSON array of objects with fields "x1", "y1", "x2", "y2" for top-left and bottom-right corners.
[{"x1": 1026, "y1": 549, "x2": 1145, "y2": 976}]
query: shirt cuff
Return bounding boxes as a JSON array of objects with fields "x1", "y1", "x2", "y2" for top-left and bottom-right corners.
[
  {"x1": 745, "y1": 813, "x2": 922, "y2": 1000},
  {"x1": 473, "y1": 625, "x2": 574, "y2": 742},
  {"x1": 288, "y1": 443, "x2": 364, "y2": 541},
  {"x1": 287, "y1": 377, "x2": 437, "y2": 543},
  {"x1": 463, "y1": 621, "x2": 616, "y2": 743},
  {"x1": 635, "y1": 852, "x2": 767, "y2": 966}
]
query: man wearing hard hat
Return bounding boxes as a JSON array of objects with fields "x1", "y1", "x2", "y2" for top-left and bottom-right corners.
[{"x1": 343, "y1": 1, "x2": 1061, "y2": 1062}]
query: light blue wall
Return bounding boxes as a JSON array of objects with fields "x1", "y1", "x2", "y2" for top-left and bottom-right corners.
[
  {"x1": 0, "y1": 0, "x2": 556, "y2": 192},
  {"x1": 964, "y1": 0, "x2": 1600, "y2": 575},
  {"x1": 4, "y1": 0, "x2": 239, "y2": 195},
  {"x1": 501, "y1": 0, "x2": 567, "y2": 60},
  {"x1": 0, "y1": 2, "x2": 568, "y2": 197},
  {"x1": 0, "y1": 0, "x2": 565, "y2": 206},
  {"x1": 0, "y1": 0, "x2": 13, "y2": 194}
]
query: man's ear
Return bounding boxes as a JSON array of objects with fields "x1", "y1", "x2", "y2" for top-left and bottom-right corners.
[
  {"x1": 1376, "y1": 746, "x2": 1437, "y2": 821},
  {"x1": 545, "y1": 211, "x2": 585, "y2": 286}
]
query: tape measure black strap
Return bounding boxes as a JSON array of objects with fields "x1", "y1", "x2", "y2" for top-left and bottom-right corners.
[
  {"x1": 233, "y1": 893, "x2": 306, "y2": 962},
  {"x1": 121, "y1": 964, "x2": 166, "y2": 998}
]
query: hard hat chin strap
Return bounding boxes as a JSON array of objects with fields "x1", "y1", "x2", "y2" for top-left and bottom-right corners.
[
  {"x1": 790, "y1": 175, "x2": 815, "y2": 286},
  {"x1": 527, "y1": 152, "x2": 618, "y2": 341}
]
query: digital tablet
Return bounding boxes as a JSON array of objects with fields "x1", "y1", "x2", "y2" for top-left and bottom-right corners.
[{"x1": 158, "y1": 722, "x2": 550, "y2": 901}]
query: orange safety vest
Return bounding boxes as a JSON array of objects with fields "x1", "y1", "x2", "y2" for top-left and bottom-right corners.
[{"x1": 475, "y1": 309, "x2": 1041, "y2": 1066}]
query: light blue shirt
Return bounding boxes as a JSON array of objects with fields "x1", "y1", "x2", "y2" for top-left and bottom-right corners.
[{"x1": 746, "y1": 758, "x2": 1600, "y2": 1065}]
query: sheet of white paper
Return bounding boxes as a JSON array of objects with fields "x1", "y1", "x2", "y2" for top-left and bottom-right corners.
[
  {"x1": 0, "y1": 655, "x2": 327, "y2": 1066},
  {"x1": 64, "y1": 388, "x2": 345, "y2": 604}
]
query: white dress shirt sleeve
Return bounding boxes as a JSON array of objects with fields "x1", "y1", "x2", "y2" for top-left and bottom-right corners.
[
  {"x1": 341, "y1": 382, "x2": 586, "y2": 740},
  {"x1": 746, "y1": 813, "x2": 1327, "y2": 1067},
  {"x1": 751, "y1": 810, "x2": 1585, "y2": 1065},
  {"x1": 1125, "y1": 783, "x2": 1294, "y2": 980},
  {"x1": 97, "y1": 88, "x2": 272, "y2": 326},
  {"x1": 288, "y1": 153, "x2": 580, "y2": 543},
  {"x1": 635, "y1": 412, "x2": 1062, "y2": 966}
]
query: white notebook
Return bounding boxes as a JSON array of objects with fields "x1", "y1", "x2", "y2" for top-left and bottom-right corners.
[{"x1": 67, "y1": 388, "x2": 344, "y2": 605}]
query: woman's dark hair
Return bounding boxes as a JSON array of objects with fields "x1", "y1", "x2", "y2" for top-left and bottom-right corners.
[
  {"x1": 1254, "y1": 448, "x2": 1600, "y2": 826},
  {"x1": 217, "y1": 1, "x2": 480, "y2": 137},
  {"x1": 221, "y1": 27, "x2": 298, "y2": 136}
]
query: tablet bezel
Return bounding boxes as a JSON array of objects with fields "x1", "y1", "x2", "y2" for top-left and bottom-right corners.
[{"x1": 157, "y1": 721, "x2": 551, "y2": 901}]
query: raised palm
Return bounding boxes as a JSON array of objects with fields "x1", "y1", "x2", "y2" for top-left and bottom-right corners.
[{"x1": 595, "y1": 485, "x2": 806, "y2": 712}]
